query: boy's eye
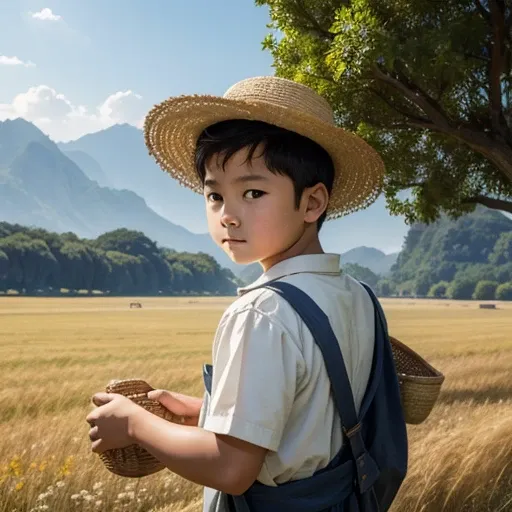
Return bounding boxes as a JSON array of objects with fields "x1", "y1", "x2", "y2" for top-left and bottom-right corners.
[
  {"x1": 207, "y1": 192, "x2": 222, "y2": 202},
  {"x1": 244, "y1": 190, "x2": 266, "y2": 199}
]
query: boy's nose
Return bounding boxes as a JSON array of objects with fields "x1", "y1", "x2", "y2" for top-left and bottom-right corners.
[{"x1": 220, "y1": 207, "x2": 241, "y2": 227}]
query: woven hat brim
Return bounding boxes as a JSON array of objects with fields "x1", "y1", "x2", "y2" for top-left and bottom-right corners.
[{"x1": 144, "y1": 95, "x2": 385, "y2": 219}]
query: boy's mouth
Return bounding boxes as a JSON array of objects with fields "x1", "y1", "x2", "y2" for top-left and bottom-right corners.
[{"x1": 222, "y1": 238, "x2": 246, "y2": 244}]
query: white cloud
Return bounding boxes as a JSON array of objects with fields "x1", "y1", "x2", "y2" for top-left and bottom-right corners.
[
  {"x1": 0, "y1": 85, "x2": 147, "y2": 141},
  {"x1": 30, "y1": 8, "x2": 62, "y2": 21},
  {"x1": 0, "y1": 55, "x2": 36, "y2": 67},
  {"x1": 11, "y1": 86, "x2": 73, "y2": 118},
  {"x1": 98, "y1": 91, "x2": 145, "y2": 128}
]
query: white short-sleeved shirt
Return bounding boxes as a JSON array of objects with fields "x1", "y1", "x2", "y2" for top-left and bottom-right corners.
[{"x1": 198, "y1": 253, "x2": 375, "y2": 487}]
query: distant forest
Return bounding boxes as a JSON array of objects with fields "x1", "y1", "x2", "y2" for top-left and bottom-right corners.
[
  {"x1": 1, "y1": 206, "x2": 512, "y2": 300},
  {"x1": 0, "y1": 223, "x2": 238, "y2": 296}
]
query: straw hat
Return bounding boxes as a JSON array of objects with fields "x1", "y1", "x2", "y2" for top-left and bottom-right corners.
[{"x1": 144, "y1": 76, "x2": 385, "y2": 220}]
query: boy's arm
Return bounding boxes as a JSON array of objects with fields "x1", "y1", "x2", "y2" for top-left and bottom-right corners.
[
  {"x1": 129, "y1": 408, "x2": 267, "y2": 495},
  {"x1": 148, "y1": 389, "x2": 203, "y2": 426},
  {"x1": 130, "y1": 304, "x2": 300, "y2": 494}
]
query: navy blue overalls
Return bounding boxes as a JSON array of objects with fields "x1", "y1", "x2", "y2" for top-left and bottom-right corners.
[{"x1": 201, "y1": 281, "x2": 407, "y2": 512}]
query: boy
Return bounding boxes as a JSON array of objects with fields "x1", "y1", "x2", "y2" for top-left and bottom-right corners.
[{"x1": 86, "y1": 76, "x2": 407, "y2": 511}]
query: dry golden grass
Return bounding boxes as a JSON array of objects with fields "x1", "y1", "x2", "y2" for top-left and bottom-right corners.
[{"x1": 0, "y1": 297, "x2": 511, "y2": 512}]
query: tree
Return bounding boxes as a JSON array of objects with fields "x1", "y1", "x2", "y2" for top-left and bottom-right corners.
[
  {"x1": 473, "y1": 280, "x2": 499, "y2": 300},
  {"x1": 496, "y1": 262, "x2": 512, "y2": 283},
  {"x1": 256, "y1": 0, "x2": 512, "y2": 223},
  {"x1": 0, "y1": 249, "x2": 8, "y2": 279},
  {"x1": 496, "y1": 282, "x2": 512, "y2": 300},
  {"x1": 453, "y1": 263, "x2": 497, "y2": 283},
  {"x1": 448, "y1": 279, "x2": 476, "y2": 300},
  {"x1": 428, "y1": 281, "x2": 449, "y2": 298},
  {"x1": 58, "y1": 241, "x2": 95, "y2": 292},
  {"x1": 489, "y1": 232, "x2": 512, "y2": 265},
  {"x1": 95, "y1": 229, "x2": 170, "y2": 292},
  {"x1": 343, "y1": 262, "x2": 379, "y2": 288},
  {"x1": 0, "y1": 249, "x2": 9, "y2": 291},
  {"x1": 376, "y1": 279, "x2": 395, "y2": 297},
  {"x1": 414, "y1": 270, "x2": 432, "y2": 297},
  {"x1": 0, "y1": 234, "x2": 58, "y2": 293}
]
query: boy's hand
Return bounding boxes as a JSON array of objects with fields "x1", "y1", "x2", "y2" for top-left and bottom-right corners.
[
  {"x1": 86, "y1": 393, "x2": 147, "y2": 454},
  {"x1": 147, "y1": 389, "x2": 202, "y2": 426}
]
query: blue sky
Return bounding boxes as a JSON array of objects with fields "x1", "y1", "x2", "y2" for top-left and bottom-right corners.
[
  {"x1": 0, "y1": 1, "x2": 275, "y2": 140},
  {"x1": 0, "y1": 1, "x2": 410, "y2": 253}
]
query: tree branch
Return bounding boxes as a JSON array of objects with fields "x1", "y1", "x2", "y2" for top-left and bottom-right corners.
[
  {"x1": 293, "y1": 0, "x2": 335, "y2": 41},
  {"x1": 463, "y1": 194, "x2": 512, "y2": 213},
  {"x1": 488, "y1": 0, "x2": 507, "y2": 137},
  {"x1": 474, "y1": 0, "x2": 491, "y2": 22},
  {"x1": 371, "y1": 64, "x2": 452, "y2": 129},
  {"x1": 304, "y1": 72, "x2": 339, "y2": 86},
  {"x1": 370, "y1": 63, "x2": 512, "y2": 179},
  {"x1": 369, "y1": 86, "x2": 431, "y2": 123},
  {"x1": 465, "y1": 52, "x2": 492, "y2": 63},
  {"x1": 393, "y1": 182, "x2": 426, "y2": 189},
  {"x1": 388, "y1": 121, "x2": 437, "y2": 130}
]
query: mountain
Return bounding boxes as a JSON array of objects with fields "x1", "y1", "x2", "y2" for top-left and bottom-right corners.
[
  {"x1": 340, "y1": 247, "x2": 398, "y2": 275},
  {"x1": 62, "y1": 149, "x2": 112, "y2": 188},
  {"x1": 58, "y1": 124, "x2": 206, "y2": 232},
  {"x1": 390, "y1": 207, "x2": 512, "y2": 296},
  {"x1": 0, "y1": 118, "x2": 239, "y2": 272},
  {"x1": 0, "y1": 118, "x2": 53, "y2": 168}
]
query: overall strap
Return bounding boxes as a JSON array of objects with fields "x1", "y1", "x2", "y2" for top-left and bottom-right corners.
[
  {"x1": 262, "y1": 281, "x2": 380, "y2": 496},
  {"x1": 263, "y1": 282, "x2": 358, "y2": 437}
]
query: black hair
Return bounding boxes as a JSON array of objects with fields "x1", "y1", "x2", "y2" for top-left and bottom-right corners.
[{"x1": 194, "y1": 119, "x2": 335, "y2": 231}]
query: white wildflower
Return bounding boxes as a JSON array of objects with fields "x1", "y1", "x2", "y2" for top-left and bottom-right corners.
[
  {"x1": 80, "y1": 489, "x2": 89, "y2": 496},
  {"x1": 92, "y1": 482, "x2": 103, "y2": 491},
  {"x1": 55, "y1": 481, "x2": 65, "y2": 488},
  {"x1": 117, "y1": 491, "x2": 135, "y2": 500},
  {"x1": 95, "y1": 501, "x2": 102, "y2": 508},
  {"x1": 70, "y1": 494, "x2": 80, "y2": 500}
]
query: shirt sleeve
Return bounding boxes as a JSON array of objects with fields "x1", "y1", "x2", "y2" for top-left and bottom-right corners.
[{"x1": 202, "y1": 305, "x2": 302, "y2": 452}]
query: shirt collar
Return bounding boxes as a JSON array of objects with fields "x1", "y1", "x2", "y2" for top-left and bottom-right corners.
[{"x1": 237, "y1": 253, "x2": 341, "y2": 296}]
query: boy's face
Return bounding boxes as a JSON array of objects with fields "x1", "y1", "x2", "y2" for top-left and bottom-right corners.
[{"x1": 202, "y1": 146, "x2": 309, "y2": 267}]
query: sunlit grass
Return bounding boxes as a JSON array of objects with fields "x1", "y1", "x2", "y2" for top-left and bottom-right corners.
[{"x1": 1, "y1": 297, "x2": 511, "y2": 511}]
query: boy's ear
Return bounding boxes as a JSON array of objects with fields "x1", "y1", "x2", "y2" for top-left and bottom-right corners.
[{"x1": 303, "y1": 183, "x2": 329, "y2": 224}]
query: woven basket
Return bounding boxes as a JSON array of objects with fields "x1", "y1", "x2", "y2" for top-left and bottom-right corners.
[
  {"x1": 390, "y1": 337, "x2": 445, "y2": 425},
  {"x1": 98, "y1": 379, "x2": 178, "y2": 478}
]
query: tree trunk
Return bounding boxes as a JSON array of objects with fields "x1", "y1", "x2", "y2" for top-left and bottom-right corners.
[
  {"x1": 461, "y1": 137, "x2": 512, "y2": 183},
  {"x1": 464, "y1": 195, "x2": 512, "y2": 214},
  {"x1": 437, "y1": 126, "x2": 512, "y2": 184}
]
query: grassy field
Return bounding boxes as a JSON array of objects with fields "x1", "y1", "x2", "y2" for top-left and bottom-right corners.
[{"x1": 1, "y1": 296, "x2": 511, "y2": 512}]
